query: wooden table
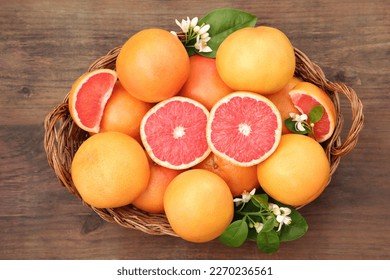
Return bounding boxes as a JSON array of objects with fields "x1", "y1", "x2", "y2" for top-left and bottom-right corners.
[{"x1": 1, "y1": 0, "x2": 388, "y2": 260}]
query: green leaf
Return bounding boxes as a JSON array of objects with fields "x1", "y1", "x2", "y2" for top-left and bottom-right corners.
[
  {"x1": 285, "y1": 118, "x2": 308, "y2": 134},
  {"x1": 252, "y1": 194, "x2": 269, "y2": 209},
  {"x1": 197, "y1": 8, "x2": 257, "y2": 58},
  {"x1": 218, "y1": 219, "x2": 248, "y2": 247},
  {"x1": 238, "y1": 199, "x2": 260, "y2": 213},
  {"x1": 279, "y1": 208, "x2": 308, "y2": 242},
  {"x1": 308, "y1": 105, "x2": 324, "y2": 124},
  {"x1": 257, "y1": 230, "x2": 280, "y2": 254},
  {"x1": 261, "y1": 217, "x2": 276, "y2": 232}
]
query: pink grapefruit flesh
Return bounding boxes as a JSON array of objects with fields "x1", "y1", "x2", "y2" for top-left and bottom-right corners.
[
  {"x1": 140, "y1": 96, "x2": 211, "y2": 170},
  {"x1": 289, "y1": 85, "x2": 336, "y2": 143},
  {"x1": 207, "y1": 92, "x2": 282, "y2": 167},
  {"x1": 69, "y1": 69, "x2": 117, "y2": 133}
]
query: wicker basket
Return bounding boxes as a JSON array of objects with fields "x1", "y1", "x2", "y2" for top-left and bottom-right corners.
[{"x1": 43, "y1": 46, "x2": 364, "y2": 237}]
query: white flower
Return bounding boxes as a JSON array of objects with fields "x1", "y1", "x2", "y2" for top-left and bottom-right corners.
[
  {"x1": 172, "y1": 17, "x2": 213, "y2": 53},
  {"x1": 194, "y1": 34, "x2": 212, "y2": 53},
  {"x1": 289, "y1": 112, "x2": 308, "y2": 132},
  {"x1": 200, "y1": 32, "x2": 210, "y2": 39},
  {"x1": 268, "y1": 203, "x2": 292, "y2": 231},
  {"x1": 190, "y1": 17, "x2": 198, "y2": 28},
  {"x1": 233, "y1": 188, "x2": 256, "y2": 206},
  {"x1": 254, "y1": 222, "x2": 264, "y2": 233},
  {"x1": 268, "y1": 203, "x2": 281, "y2": 215},
  {"x1": 198, "y1": 24, "x2": 210, "y2": 35},
  {"x1": 175, "y1": 17, "x2": 191, "y2": 33},
  {"x1": 276, "y1": 207, "x2": 292, "y2": 232}
]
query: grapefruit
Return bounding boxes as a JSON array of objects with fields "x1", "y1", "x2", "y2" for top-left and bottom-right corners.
[
  {"x1": 163, "y1": 169, "x2": 234, "y2": 243},
  {"x1": 132, "y1": 156, "x2": 182, "y2": 214},
  {"x1": 216, "y1": 26, "x2": 296, "y2": 94},
  {"x1": 266, "y1": 76, "x2": 302, "y2": 134},
  {"x1": 257, "y1": 134, "x2": 330, "y2": 207},
  {"x1": 178, "y1": 54, "x2": 233, "y2": 111},
  {"x1": 194, "y1": 153, "x2": 259, "y2": 197},
  {"x1": 99, "y1": 81, "x2": 153, "y2": 142},
  {"x1": 140, "y1": 96, "x2": 211, "y2": 170},
  {"x1": 289, "y1": 82, "x2": 337, "y2": 142},
  {"x1": 68, "y1": 69, "x2": 117, "y2": 133},
  {"x1": 116, "y1": 28, "x2": 190, "y2": 102},
  {"x1": 71, "y1": 132, "x2": 150, "y2": 208},
  {"x1": 206, "y1": 92, "x2": 282, "y2": 167}
]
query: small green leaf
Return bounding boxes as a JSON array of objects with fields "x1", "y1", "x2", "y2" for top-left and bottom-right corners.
[
  {"x1": 285, "y1": 118, "x2": 308, "y2": 134},
  {"x1": 238, "y1": 199, "x2": 259, "y2": 213},
  {"x1": 252, "y1": 194, "x2": 269, "y2": 209},
  {"x1": 257, "y1": 230, "x2": 280, "y2": 254},
  {"x1": 197, "y1": 8, "x2": 257, "y2": 58},
  {"x1": 308, "y1": 105, "x2": 324, "y2": 124},
  {"x1": 279, "y1": 208, "x2": 308, "y2": 242},
  {"x1": 218, "y1": 219, "x2": 248, "y2": 247},
  {"x1": 261, "y1": 217, "x2": 276, "y2": 232}
]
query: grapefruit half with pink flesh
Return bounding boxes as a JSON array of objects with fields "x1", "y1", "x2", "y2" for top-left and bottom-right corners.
[
  {"x1": 68, "y1": 69, "x2": 117, "y2": 133},
  {"x1": 140, "y1": 96, "x2": 211, "y2": 170},
  {"x1": 289, "y1": 82, "x2": 337, "y2": 143},
  {"x1": 207, "y1": 92, "x2": 282, "y2": 167}
]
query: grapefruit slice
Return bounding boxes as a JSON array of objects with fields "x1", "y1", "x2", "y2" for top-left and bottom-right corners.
[
  {"x1": 68, "y1": 69, "x2": 117, "y2": 133},
  {"x1": 207, "y1": 92, "x2": 282, "y2": 167},
  {"x1": 140, "y1": 96, "x2": 211, "y2": 170},
  {"x1": 289, "y1": 82, "x2": 337, "y2": 143}
]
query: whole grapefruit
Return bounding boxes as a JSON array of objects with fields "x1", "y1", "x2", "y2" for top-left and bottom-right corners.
[
  {"x1": 71, "y1": 132, "x2": 150, "y2": 208},
  {"x1": 216, "y1": 26, "x2": 296, "y2": 94},
  {"x1": 164, "y1": 169, "x2": 234, "y2": 243},
  {"x1": 257, "y1": 134, "x2": 330, "y2": 207},
  {"x1": 116, "y1": 28, "x2": 190, "y2": 103}
]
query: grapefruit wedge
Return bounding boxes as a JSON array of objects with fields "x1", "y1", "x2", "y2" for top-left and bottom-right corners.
[
  {"x1": 140, "y1": 96, "x2": 211, "y2": 170},
  {"x1": 289, "y1": 82, "x2": 337, "y2": 143},
  {"x1": 68, "y1": 69, "x2": 117, "y2": 133},
  {"x1": 207, "y1": 92, "x2": 282, "y2": 167}
]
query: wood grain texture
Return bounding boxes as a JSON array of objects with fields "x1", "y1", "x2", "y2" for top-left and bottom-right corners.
[{"x1": 0, "y1": 0, "x2": 389, "y2": 260}]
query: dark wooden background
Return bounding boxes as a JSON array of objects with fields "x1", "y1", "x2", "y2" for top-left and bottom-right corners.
[{"x1": 1, "y1": 0, "x2": 389, "y2": 260}]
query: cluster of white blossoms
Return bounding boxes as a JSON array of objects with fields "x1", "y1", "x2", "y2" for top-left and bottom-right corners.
[
  {"x1": 289, "y1": 112, "x2": 309, "y2": 132},
  {"x1": 234, "y1": 188, "x2": 292, "y2": 233},
  {"x1": 171, "y1": 17, "x2": 212, "y2": 53}
]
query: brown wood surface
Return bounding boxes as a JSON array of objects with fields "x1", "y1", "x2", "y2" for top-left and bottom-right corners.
[{"x1": 0, "y1": 0, "x2": 389, "y2": 260}]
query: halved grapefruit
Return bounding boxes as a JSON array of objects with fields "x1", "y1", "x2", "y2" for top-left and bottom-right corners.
[
  {"x1": 140, "y1": 96, "x2": 211, "y2": 170},
  {"x1": 289, "y1": 82, "x2": 337, "y2": 143},
  {"x1": 68, "y1": 69, "x2": 117, "y2": 133},
  {"x1": 206, "y1": 92, "x2": 282, "y2": 167}
]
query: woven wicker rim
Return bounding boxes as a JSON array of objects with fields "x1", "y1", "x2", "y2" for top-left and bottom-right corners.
[{"x1": 43, "y1": 46, "x2": 364, "y2": 237}]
